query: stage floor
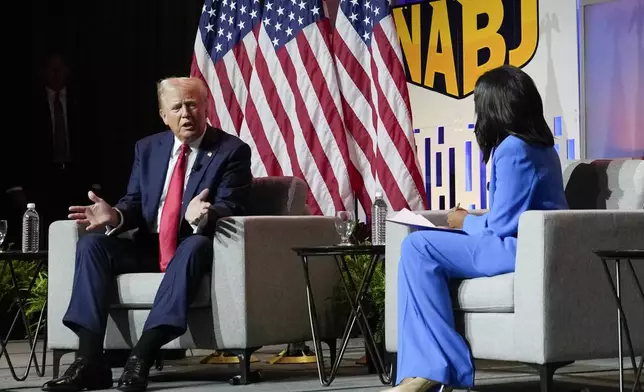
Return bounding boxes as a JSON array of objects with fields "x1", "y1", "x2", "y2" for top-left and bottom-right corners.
[{"x1": 1, "y1": 339, "x2": 637, "y2": 391}]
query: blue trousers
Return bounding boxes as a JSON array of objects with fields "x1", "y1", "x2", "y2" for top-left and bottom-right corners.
[
  {"x1": 397, "y1": 230, "x2": 516, "y2": 388},
  {"x1": 62, "y1": 233, "x2": 212, "y2": 342}
]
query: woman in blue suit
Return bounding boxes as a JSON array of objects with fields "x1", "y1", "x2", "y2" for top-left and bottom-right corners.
[{"x1": 385, "y1": 65, "x2": 569, "y2": 392}]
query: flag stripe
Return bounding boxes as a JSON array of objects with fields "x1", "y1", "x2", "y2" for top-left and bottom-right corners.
[
  {"x1": 190, "y1": 53, "x2": 222, "y2": 129},
  {"x1": 214, "y1": 61, "x2": 245, "y2": 134},
  {"x1": 253, "y1": 28, "x2": 325, "y2": 214},
  {"x1": 243, "y1": 58, "x2": 294, "y2": 177},
  {"x1": 342, "y1": 100, "x2": 376, "y2": 211},
  {"x1": 333, "y1": 34, "x2": 376, "y2": 150},
  {"x1": 334, "y1": 49, "x2": 377, "y2": 175},
  {"x1": 377, "y1": 18, "x2": 412, "y2": 122},
  {"x1": 294, "y1": 25, "x2": 354, "y2": 210},
  {"x1": 240, "y1": 97, "x2": 280, "y2": 177},
  {"x1": 369, "y1": 54, "x2": 419, "y2": 210},
  {"x1": 277, "y1": 44, "x2": 344, "y2": 212},
  {"x1": 372, "y1": 26, "x2": 425, "y2": 207}
]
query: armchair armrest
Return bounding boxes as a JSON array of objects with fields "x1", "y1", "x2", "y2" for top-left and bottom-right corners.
[
  {"x1": 47, "y1": 220, "x2": 88, "y2": 349},
  {"x1": 513, "y1": 210, "x2": 644, "y2": 363},
  {"x1": 211, "y1": 215, "x2": 343, "y2": 349}
]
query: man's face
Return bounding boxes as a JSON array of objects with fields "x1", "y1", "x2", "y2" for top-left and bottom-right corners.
[
  {"x1": 159, "y1": 80, "x2": 208, "y2": 143},
  {"x1": 43, "y1": 55, "x2": 68, "y2": 91}
]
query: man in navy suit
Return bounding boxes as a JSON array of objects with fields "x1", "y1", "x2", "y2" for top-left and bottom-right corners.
[{"x1": 42, "y1": 77, "x2": 252, "y2": 392}]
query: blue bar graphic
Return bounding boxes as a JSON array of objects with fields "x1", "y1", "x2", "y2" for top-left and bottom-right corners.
[
  {"x1": 439, "y1": 195, "x2": 445, "y2": 210},
  {"x1": 567, "y1": 139, "x2": 576, "y2": 159},
  {"x1": 414, "y1": 128, "x2": 420, "y2": 134},
  {"x1": 469, "y1": 203, "x2": 476, "y2": 210},
  {"x1": 554, "y1": 144, "x2": 560, "y2": 154},
  {"x1": 468, "y1": 123, "x2": 475, "y2": 130},
  {"x1": 554, "y1": 116, "x2": 563, "y2": 136},
  {"x1": 465, "y1": 141, "x2": 472, "y2": 192},
  {"x1": 479, "y1": 151, "x2": 487, "y2": 209},
  {"x1": 449, "y1": 147, "x2": 456, "y2": 208},
  {"x1": 424, "y1": 138, "x2": 432, "y2": 209},
  {"x1": 438, "y1": 126, "x2": 444, "y2": 144},
  {"x1": 436, "y1": 152, "x2": 442, "y2": 187}
]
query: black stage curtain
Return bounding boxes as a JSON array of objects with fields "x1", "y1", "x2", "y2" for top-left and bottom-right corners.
[{"x1": 28, "y1": 0, "x2": 204, "y2": 205}]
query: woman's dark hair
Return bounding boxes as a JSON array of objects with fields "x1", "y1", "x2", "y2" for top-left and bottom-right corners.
[{"x1": 473, "y1": 64, "x2": 554, "y2": 162}]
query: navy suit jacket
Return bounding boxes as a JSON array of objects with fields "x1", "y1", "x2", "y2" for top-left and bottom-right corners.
[{"x1": 113, "y1": 126, "x2": 252, "y2": 241}]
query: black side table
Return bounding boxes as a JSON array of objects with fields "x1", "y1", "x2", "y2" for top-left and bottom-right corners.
[
  {"x1": 0, "y1": 250, "x2": 48, "y2": 381},
  {"x1": 593, "y1": 249, "x2": 644, "y2": 392},
  {"x1": 293, "y1": 245, "x2": 391, "y2": 387}
]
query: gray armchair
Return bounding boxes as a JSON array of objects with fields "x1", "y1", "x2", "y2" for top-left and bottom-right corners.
[
  {"x1": 47, "y1": 176, "x2": 342, "y2": 384},
  {"x1": 384, "y1": 159, "x2": 644, "y2": 391}
]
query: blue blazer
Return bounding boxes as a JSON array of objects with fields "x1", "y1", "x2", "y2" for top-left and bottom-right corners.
[
  {"x1": 463, "y1": 135, "x2": 568, "y2": 253},
  {"x1": 113, "y1": 126, "x2": 252, "y2": 240}
]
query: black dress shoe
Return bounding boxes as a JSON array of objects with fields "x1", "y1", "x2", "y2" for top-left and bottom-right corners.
[
  {"x1": 42, "y1": 357, "x2": 112, "y2": 391},
  {"x1": 117, "y1": 355, "x2": 151, "y2": 392}
]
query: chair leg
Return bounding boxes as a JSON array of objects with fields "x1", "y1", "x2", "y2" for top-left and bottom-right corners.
[
  {"x1": 228, "y1": 347, "x2": 262, "y2": 385},
  {"x1": 52, "y1": 349, "x2": 75, "y2": 378},
  {"x1": 155, "y1": 351, "x2": 164, "y2": 371},
  {"x1": 390, "y1": 353, "x2": 397, "y2": 386},
  {"x1": 528, "y1": 361, "x2": 573, "y2": 392},
  {"x1": 53, "y1": 350, "x2": 63, "y2": 379},
  {"x1": 322, "y1": 339, "x2": 337, "y2": 367}
]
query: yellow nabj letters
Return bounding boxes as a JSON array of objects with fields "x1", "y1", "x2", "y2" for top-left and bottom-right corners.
[
  {"x1": 392, "y1": 0, "x2": 539, "y2": 99},
  {"x1": 459, "y1": 0, "x2": 506, "y2": 96},
  {"x1": 425, "y1": 0, "x2": 459, "y2": 96}
]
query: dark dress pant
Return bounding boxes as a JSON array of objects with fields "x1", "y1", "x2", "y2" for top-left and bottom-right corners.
[{"x1": 62, "y1": 233, "x2": 212, "y2": 342}]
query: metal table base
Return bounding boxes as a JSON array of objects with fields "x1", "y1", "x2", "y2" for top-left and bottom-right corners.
[
  {"x1": 295, "y1": 245, "x2": 392, "y2": 387},
  {"x1": 595, "y1": 250, "x2": 644, "y2": 392},
  {"x1": 0, "y1": 251, "x2": 48, "y2": 381}
]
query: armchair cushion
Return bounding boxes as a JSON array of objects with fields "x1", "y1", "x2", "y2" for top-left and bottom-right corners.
[
  {"x1": 110, "y1": 273, "x2": 211, "y2": 309},
  {"x1": 451, "y1": 273, "x2": 513, "y2": 313}
]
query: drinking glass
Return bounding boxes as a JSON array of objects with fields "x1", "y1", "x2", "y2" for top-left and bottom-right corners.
[
  {"x1": 335, "y1": 211, "x2": 355, "y2": 246},
  {"x1": 0, "y1": 220, "x2": 7, "y2": 250}
]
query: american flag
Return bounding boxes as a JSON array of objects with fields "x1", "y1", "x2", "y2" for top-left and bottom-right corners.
[
  {"x1": 192, "y1": 0, "x2": 426, "y2": 216},
  {"x1": 332, "y1": 0, "x2": 427, "y2": 212},
  {"x1": 191, "y1": 0, "x2": 262, "y2": 168},
  {"x1": 192, "y1": 0, "x2": 354, "y2": 215}
]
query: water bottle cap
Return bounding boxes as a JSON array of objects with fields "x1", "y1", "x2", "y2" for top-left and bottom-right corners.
[
  {"x1": 375, "y1": 191, "x2": 383, "y2": 198},
  {"x1": 27, "y1": 203, "x2": 36, "y2": 209}
]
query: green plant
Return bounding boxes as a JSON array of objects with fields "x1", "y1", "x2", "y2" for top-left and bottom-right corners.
[{"x1": 0, "y1": 260, "x2": 48, "y2": 338}]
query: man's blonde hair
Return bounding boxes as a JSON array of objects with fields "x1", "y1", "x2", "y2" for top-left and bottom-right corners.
[{"x1": 156, "y1": 77, "x2": 208, "y2": 109}]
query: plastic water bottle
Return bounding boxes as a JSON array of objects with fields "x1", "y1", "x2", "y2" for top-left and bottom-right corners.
[
  {"x1": 371, "y1": 192, "x2": 387, "y2": 245},
  {"x1": 22, "y1": 203, "x2": 40, "y2": 253}
]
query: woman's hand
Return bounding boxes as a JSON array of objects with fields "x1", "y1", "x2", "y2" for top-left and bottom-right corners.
[{"x1": 446, "y1": 207, "x2": 468, "y2": 229}]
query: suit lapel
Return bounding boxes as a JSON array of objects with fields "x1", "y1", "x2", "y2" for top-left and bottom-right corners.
[
  {"x1": 181, "y1": 127, "x2": 223, "y2": 219},
  {"x1": 148, "y1": 132, "x2": 174, "y2": 221}
]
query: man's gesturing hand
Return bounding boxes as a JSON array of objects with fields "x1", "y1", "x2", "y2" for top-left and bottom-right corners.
[
  {"x1": 185, "y1": 188, "x2": 211, "y2": 226},
  {"x1": 68, "y1": 191, "x2": 119, "y2": 231}
]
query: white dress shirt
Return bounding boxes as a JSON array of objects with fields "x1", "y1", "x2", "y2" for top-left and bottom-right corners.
[{"x1": 108, "y1": 130, "x2": 207, "y2": 236}]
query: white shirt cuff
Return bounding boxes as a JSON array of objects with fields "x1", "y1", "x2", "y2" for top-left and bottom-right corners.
[{"x1": 105, "y1": 208, "x2": 124, "y2": 236}]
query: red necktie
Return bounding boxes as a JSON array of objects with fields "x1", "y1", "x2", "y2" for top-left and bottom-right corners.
[{"x1": 159, "y1": 144, "x2": 191, "y2": 272}]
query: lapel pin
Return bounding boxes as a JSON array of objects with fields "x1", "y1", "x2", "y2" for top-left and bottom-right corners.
[{"x1": 207, "y1": 152, "x2": 212, "y2": 157}]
